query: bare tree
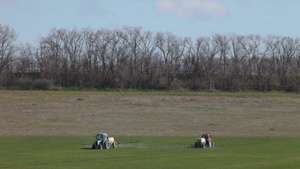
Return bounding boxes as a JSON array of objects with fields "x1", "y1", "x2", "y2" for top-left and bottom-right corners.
[
  {"x1": 105, "y1": 29, "x2": 126, "y2": 88},
  {"x1": 239, "y1": 35, "x2": 262, "y2": 90},
  {"x1": 196, "y1": 37, "x2": 219, "y2": 91},
  {"x1": 122, "y1": 26, "x2": 143, "y2": 88},
  {"x1": 227, "y1": 34, "x2": 247, "y2": 90},
  {"x1": 61, "y1": 28, "x2": 86, "y2": 87},
  {"x1": 14, "y1": 43, "x2": 35, "y2": 76},
  {"x1": 268, "y1": 36, "x2": 299, "y2": 90},
  {"x1": 0, "y1": 25, "x2": 18, "y2": 73},
  {"x1": 255, "y1": 36, "x2": 277, "y2": 91},
  {"x1": 139, "y1": 30, "x2": 159, "y2": 88},
  {"x1": 37, "y1": 28, "x2": 65, "y2": 86},
  {"x1": 92, "y1": 29, "x2": 113, "y2": 87},
  {"x1": 290, "y1": 51, "x2": 300, "y2": 91},
  {"x1": 155, "y1": 32, "x2": 184, "y2": 88},
  {"x1": 81, "y1": 28, "x2": 98, "y2": 87},
  {"x1": 213, "y1": 34, "x2": 230, "y2": 90},
  {"x1": 113, "y1": 30, "x2": 130, "y2": 88},
  {"x1": 182, "y1": 37, "x2": 200, "y2": 89}
]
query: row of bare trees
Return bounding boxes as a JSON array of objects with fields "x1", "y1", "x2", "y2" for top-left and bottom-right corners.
[{"x1": 1, "y1": 25, "x2": 300, "y2": 91}]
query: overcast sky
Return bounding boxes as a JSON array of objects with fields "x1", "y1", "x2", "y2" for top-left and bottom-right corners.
[{"x1": 1, "y1": 0, "x2": 300, "y2": 44}]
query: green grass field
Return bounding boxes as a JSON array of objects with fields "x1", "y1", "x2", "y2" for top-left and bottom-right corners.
[{"x1": 1, "y1": 136, "x2": 299, "y2": 169}]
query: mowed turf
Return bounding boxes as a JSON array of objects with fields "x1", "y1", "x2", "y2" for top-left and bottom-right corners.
[{"x1": 0, "y1": 136, "x2": 299, "y2": 169}]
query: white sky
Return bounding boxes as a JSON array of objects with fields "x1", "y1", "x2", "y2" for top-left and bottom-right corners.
[{"x1": 1, "y1": 0, "x2": 300, "y2": 44}]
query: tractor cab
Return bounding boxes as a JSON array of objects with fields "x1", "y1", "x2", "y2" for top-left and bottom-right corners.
[
  {"x1": 201, "y1": 133, "x2": 214, "y2": 147},
  {"x1": 96, "y1": 133, "x2": 108, "y2": 141},
  {"x1": 201, "y1": 133, "x2": 212, "y2": 142}
]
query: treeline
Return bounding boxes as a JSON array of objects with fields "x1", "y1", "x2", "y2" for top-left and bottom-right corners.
[{"x1": 1, "y1": 25, "x2": 300, "y2": 91}]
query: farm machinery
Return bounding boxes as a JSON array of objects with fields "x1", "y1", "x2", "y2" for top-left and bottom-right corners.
[
  {"x1": 92, "y1": 133, "x2": 117, "y2": 149},
  {"x1": 194, "y1": 133, "x2": 214, "y2": 148}
]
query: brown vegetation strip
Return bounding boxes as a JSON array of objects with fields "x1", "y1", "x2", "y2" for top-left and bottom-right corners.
[{"x1": 1, "y1": 91, "x2": 300, "y2": 137}]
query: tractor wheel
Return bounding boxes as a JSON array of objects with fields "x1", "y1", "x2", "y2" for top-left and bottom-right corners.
[
  {"x1": 194, "y1": 142, "x2": 198, "y2": 148},
  {"x1": 112, "y1": 142, "x2": 117, "y2": 148},
  {"x1": 104, "y1": 141, "x2": 110, "y2": 149},
  {"x1": 103, "y1": 142, "x2": 106, "y2": 149}
]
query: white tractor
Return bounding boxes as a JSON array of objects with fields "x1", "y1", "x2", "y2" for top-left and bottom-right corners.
[
  {"x1": 194, "y1": 133, "x2": 215, "y2": 148},
  {"x1": 92, "y1": 133, "x2": 117, "y2": 149}
]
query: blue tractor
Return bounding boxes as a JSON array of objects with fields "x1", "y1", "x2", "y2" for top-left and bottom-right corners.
[{"x1": 92, "y1": 133, "x2": 117, "y2": 149}]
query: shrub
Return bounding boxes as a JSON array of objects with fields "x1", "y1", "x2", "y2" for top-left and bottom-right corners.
[
  {"x1": 33, "y1": 79, "x2": 52, "y2": 90},
  {"x1": 17, "y1": 78, "x2": 34, "y2": 90}
]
